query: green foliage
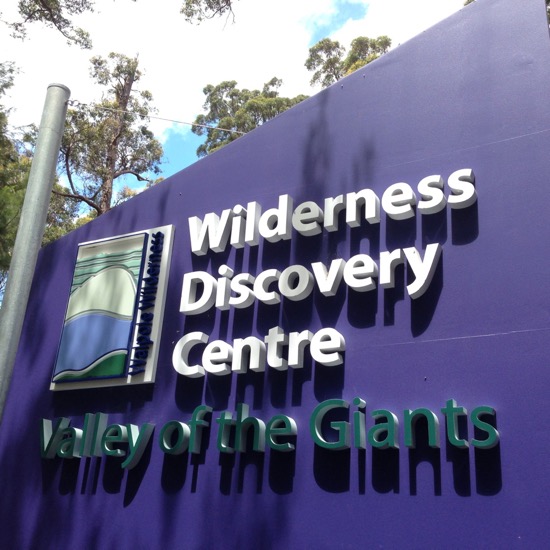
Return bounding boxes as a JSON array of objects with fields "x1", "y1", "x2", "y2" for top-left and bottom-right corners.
[
  {"x1": 305, "y1": 38, "x2": 346, "y2": 88},
  {"x1": 0, "y1": 174, "x2": 80, "y2": 297},
  {"x1": 192, "y1": 77, "x2": 308, "y2": 157},
  {"x1": 0, "y1": 61, "x2": 80, "y2": 295},
  {"x1": 4, "y1": 1, "x2": 238, "y2": 48},
  {"x1": 0, "y1": 171, "x2": 26, "y2": 293},
  {"x1": 59, "y1": 53, "x2": 163, "y2": 215},
  {"x1": 8, "y1": 0, "x2": 96, "y2": 48},
  {"x1": 306, "y1": 35, "x2": 392, "y2": 88},
  {"x1": 0, "y1": 61, "x2": 22, "y2": 287},
  {"x1": 342, "y1": 36, "x2": 392, "y2": 74},
  {"x1": 181, "y1": 0, "x2": 235, "y2": 23},
  {"x1": 0, "y1": 62, "x2": 16, "y2": 100},
  {"x1": 43, "y1": 183, "x2": 81, "y2": 243}
]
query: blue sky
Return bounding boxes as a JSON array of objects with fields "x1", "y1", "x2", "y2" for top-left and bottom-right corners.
[
  {"x1": 160, "y1": 131, "x2": 205, "y2": 181},
  {"x1": 310, "y1": 1, "x2": 370, "y2": 44}
]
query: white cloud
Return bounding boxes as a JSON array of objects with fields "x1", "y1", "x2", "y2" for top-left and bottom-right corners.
[
  {"x1": 1, "y1": 0, "x2": 466, "y2": 139},
  {"x1": 332, "y1": 0, "x2": 466, "y2": 50}
]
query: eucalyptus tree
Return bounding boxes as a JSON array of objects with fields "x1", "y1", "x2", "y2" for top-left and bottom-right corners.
[
  {"x1": 306, "y1": 35, "x2": 392, "y2": 88},
  {"x1": 192, "y1": 77, "x2": 308, "y2": 157},
  {"x1": 181, "y1": 0, "x2": 236, "y2": 22},
  {"x1": 58, "y1": 53, "x2": 163, "y2": 215},
  {"x1": 5, "y1": 0, "x2": 239, "y2": 48},
  {"x1": 8, "y1": 0, "x2": 94, "y2": 48},
  {"x1": 0, "y1": 62, "x2": 80, "y2": 298},
  {"x1": 0, "y1": 62, "x2": 22, "y2": 295},
  {"x1": 305, "y1": 38, "x2": 346, "y2": 88}
]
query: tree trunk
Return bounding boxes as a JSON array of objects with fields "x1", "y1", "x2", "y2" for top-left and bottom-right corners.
[{"x1": 99, "y1": 59, "x2": 137, "y2": 215}]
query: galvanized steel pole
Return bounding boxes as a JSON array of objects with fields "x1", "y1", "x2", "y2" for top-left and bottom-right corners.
[{"x1": 0, "y1": 83, "x2": 70, "y2": 424}]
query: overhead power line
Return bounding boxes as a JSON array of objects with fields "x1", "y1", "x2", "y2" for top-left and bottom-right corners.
[{"x1": 67, "y1": 100, "x2": 246, "y2": 136}]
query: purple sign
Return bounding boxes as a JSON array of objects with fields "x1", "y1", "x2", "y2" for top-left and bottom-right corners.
[{"x1": 1, "y1": 0, "x2": 549, "y2": 548}]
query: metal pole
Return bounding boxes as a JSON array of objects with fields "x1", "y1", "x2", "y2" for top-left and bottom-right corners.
[{"x1": 0, "y1": 83, "x2": 70, "y2": 424}]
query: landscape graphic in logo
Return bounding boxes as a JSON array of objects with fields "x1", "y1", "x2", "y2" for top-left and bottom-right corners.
[{"x1": 52, "y1": 233, "x2": 147, "y2": 384}]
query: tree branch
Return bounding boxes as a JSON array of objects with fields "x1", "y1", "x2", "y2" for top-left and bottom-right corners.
[
  {"x1": 113, "y1": 169, "x2": 150, "y2": 182},
  {"x1": 52, "y1": 188, "x2": 100, "y2": 216}
]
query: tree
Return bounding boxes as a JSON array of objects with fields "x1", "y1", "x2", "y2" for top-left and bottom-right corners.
[
  {"x1": 0, "y1": 62, "x2": 81, "y2": 299},
  {"x1": 0, "y1": 61, "x2": 23, "y2": 297},
  {"x1": 58, "y1": 53, "x2": 163, "y2": 216},
  {"x1": 305, "y1": 38, "x2": 346, "y2": 88},
  {"x1": 4, "y1": 1, "x2": 239, "y2": 48},
  {"x1": 192, "y1": 77, "x2": 308, "y2": 157},
  {"x1": 305, "y1": 35, "x2": 392, "y2": 88},
  {"x1": 0, "y1": 175, "x2": 81, "y2": 302},
  {"x1": 8, "y1": 0, "x2": 95, "y2": 49},
  {"x1": 43, "y1": 182, "x2": 81, "y2": 242},
  {"x1": 343, "y1": 36, "x2": 392, "y2": 74},
  {"x1": 181, "y1": 0, "x2": 235, "y2": 23}
]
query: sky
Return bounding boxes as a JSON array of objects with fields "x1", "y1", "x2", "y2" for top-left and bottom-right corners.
[{"x1": 0, "y1": 0, "x2": 467, "y2": 185}]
